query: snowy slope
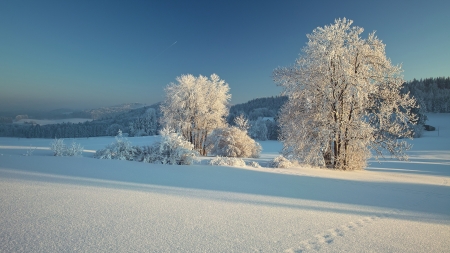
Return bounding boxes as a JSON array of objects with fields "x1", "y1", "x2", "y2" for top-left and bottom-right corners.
[{"x1": 0, "y1": 114, "x2": 449, "y2": 252}]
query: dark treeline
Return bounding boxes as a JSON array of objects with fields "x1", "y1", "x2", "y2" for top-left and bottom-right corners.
[
  {"x1": 402, "y1": 77, "x2": 450, "y2": 113},
  {"x1": 0, "y1": 121, "x2": 109, "y2": 138},
  {"x1": 228, "y1": 96, "x2": 287, "y2": 123},
  {"x1": 227, "y1": 96, "x2": 288, "y2": 140}
]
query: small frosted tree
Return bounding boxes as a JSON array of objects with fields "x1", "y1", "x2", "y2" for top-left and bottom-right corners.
[
  {"x1": 50, "y1": 138, "x2": 66, "y2": 156},
  {"x1": 249, "y1": 117, "x2": 268, "y2": 141},
  {"x1": 158, "y1": 127, "x2": 198, "y2": 165},
  {"x1": 273, "y1": 18, "x2": 417, "y2": 170},
  {"x1": 50, "y1": 138, "x2": 83, "y2": 156},
  {"x1": 95, "y1": 130, "x2": 137, "y2": 160},
  {"x1": 234, "y1": 114, "x2": 249, "y2": 132},
  {"x1": 160, "y1": 74, "x2": 231, "y2": 155}
]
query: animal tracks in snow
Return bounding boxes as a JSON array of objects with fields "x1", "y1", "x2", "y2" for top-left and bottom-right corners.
[{"x1": 284, "y1": 210, "x2": 400, "y2": 253}]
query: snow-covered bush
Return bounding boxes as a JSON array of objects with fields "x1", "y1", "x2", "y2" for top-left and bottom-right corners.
[
  {"x1": 96, "y1": 128, "x2": 197, "y2": 165},
  {"x1": 269, "y1": 155, "x2": 293, "y2": 168},
  {"x1": 65, "y1": 141, "x2": 84, "y2": 156},
  {"x1": 209, "y1": 156, "x2": 246, "y2": 167},
  {"x1": 50, "y1": 138, "x2": 83, "y2": 157},
  {"x1": 95, "y1": 130, "x2": 137, "y2": 160},
  {"x1": 158, "y1": 127, "x2": 198, "y2": 165},
  {"x1": 247, "y1": 161, "x2": 261, "y2": 168},
  {"x1": 206, "y1": 126, "x2": 261, "y2": 158},
  {"x1": 51, "y1": 138, "x2": 65, "y2": 156}
]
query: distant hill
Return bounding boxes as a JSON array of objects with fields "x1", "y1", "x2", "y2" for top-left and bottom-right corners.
[{"x1": 82, "y1": 103, "x2": 147, "y2": 120}]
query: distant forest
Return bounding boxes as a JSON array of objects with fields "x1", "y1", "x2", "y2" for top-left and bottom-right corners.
[
  {"x1": 0, "y1": 77, "x2": 448, "y2": 139},
  {"x1": 402, "y1": 77, "x2": 450, "y2": 113}
]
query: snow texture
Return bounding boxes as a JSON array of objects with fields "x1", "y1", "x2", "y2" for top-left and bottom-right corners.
[{"x1": 0, "y1": 113, "x2": 449, "y2": 252}]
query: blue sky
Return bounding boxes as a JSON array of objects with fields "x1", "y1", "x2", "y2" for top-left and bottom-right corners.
[{"x1": 1, "y1": 0, "x2": 449, "y2": 111}]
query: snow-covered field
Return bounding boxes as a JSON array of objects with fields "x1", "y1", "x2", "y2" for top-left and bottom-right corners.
[{"x1": 1, "y1": 114, "x2": 449, "y2": 252}]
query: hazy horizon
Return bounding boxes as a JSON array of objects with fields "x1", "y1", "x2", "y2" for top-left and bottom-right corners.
[{"x1": 1, "y1": 0, "x2": 449, "y2": 112}]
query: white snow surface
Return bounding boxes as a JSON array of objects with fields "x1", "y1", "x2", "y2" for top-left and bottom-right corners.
[{"x1": 1, "y1": 114, "x2": 449, "y2": 252}]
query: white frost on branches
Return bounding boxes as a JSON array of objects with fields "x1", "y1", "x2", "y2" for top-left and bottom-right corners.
[
  {"x1": 160, "y1": 74, "x2": 231, "y2": 155},
  {"x1": 50, "y1": 138, "x2": 83, "y2": 157},
  {"x1": 273, "y1": 18, "x2": 417, "y2": 170},
  {"x1": 206, "y1": 126, "x2": 261, "y2": 158},
  {"x1": 97, "y1": 128, "x2": 198, "y2": 165},
  {"x1": 234, "y1": 114, "x2": 250, "y2": 132},
  {"x1": 209, "y1": 156, "x2": 246, "y2": 167},
  {"x1": 157, "y1": 127, "x2": 198, "y2": 165}
]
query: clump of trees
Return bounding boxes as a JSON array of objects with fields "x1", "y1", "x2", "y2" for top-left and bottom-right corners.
[
  {"x1": 160, "y1": 74, "x2": 231, "y2": 156},
  {"x1": 160, "y1": 74, "x2": 263, "y2": 159},
  {"x1": 274, "y1": 18, "x2": 417, "y2": 170}
]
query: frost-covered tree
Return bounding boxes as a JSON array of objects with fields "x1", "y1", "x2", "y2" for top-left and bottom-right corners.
[
  {"x1": 249, "y1": 117, "x2": 268, "y2": 141},
  {"x1": 160, "y1": 74, "x2": 231, "y2": 155},
  {"x1": 273, "y1": 18, "x2": 417, "y2": 170},
  {"x1": 234, "y1": 114, "x2": 249, "y2": 132}
]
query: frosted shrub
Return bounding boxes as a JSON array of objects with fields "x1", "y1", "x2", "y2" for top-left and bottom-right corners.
[
  {"x1": 158, "y1": 127, "x2": 198, "y2": 165},
  {"x1": 50, "y1": 138, "x2": 66, "y2": 156},
  {"x1": 50, "y1": 138, "x2": 84, "y2": 157},
  {"x1": 65, "y1": 141, "x2": 84, "y2": 156},
  {"x1": 96, "y1": 128, "x2": 198, "y2": 165},
  {"x1": 247, "y1": 161, "x2": 261, "y2": 168},
  {"x1": 206, "y1": 126, "x2": 261, "y2": 158},
  {"x1": 209, "y1": 156, "x2": 246, "y2": 167},
  {"x1": 269, "y1": 155, "x2": 293, "y2": 168},
  {"x1": 95, "y1": 130, "x2": 137, "y2": 161}
]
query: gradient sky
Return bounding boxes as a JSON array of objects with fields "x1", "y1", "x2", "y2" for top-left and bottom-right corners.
[{"x1": 1, "y1": 0, "x2": 449, "y2": 111}]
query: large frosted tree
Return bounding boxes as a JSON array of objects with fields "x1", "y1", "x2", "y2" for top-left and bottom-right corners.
[
  {"x1": 160, "y1": 74, "x2": 231, "y2": 155},
  {"x1": 273, "y1": 18, "x2": 417, "y2": 170}
]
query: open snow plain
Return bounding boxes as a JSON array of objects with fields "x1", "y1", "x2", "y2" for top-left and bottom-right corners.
[{"x1": 1, "y1": 114, "x2": 449, "y2": 252}]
